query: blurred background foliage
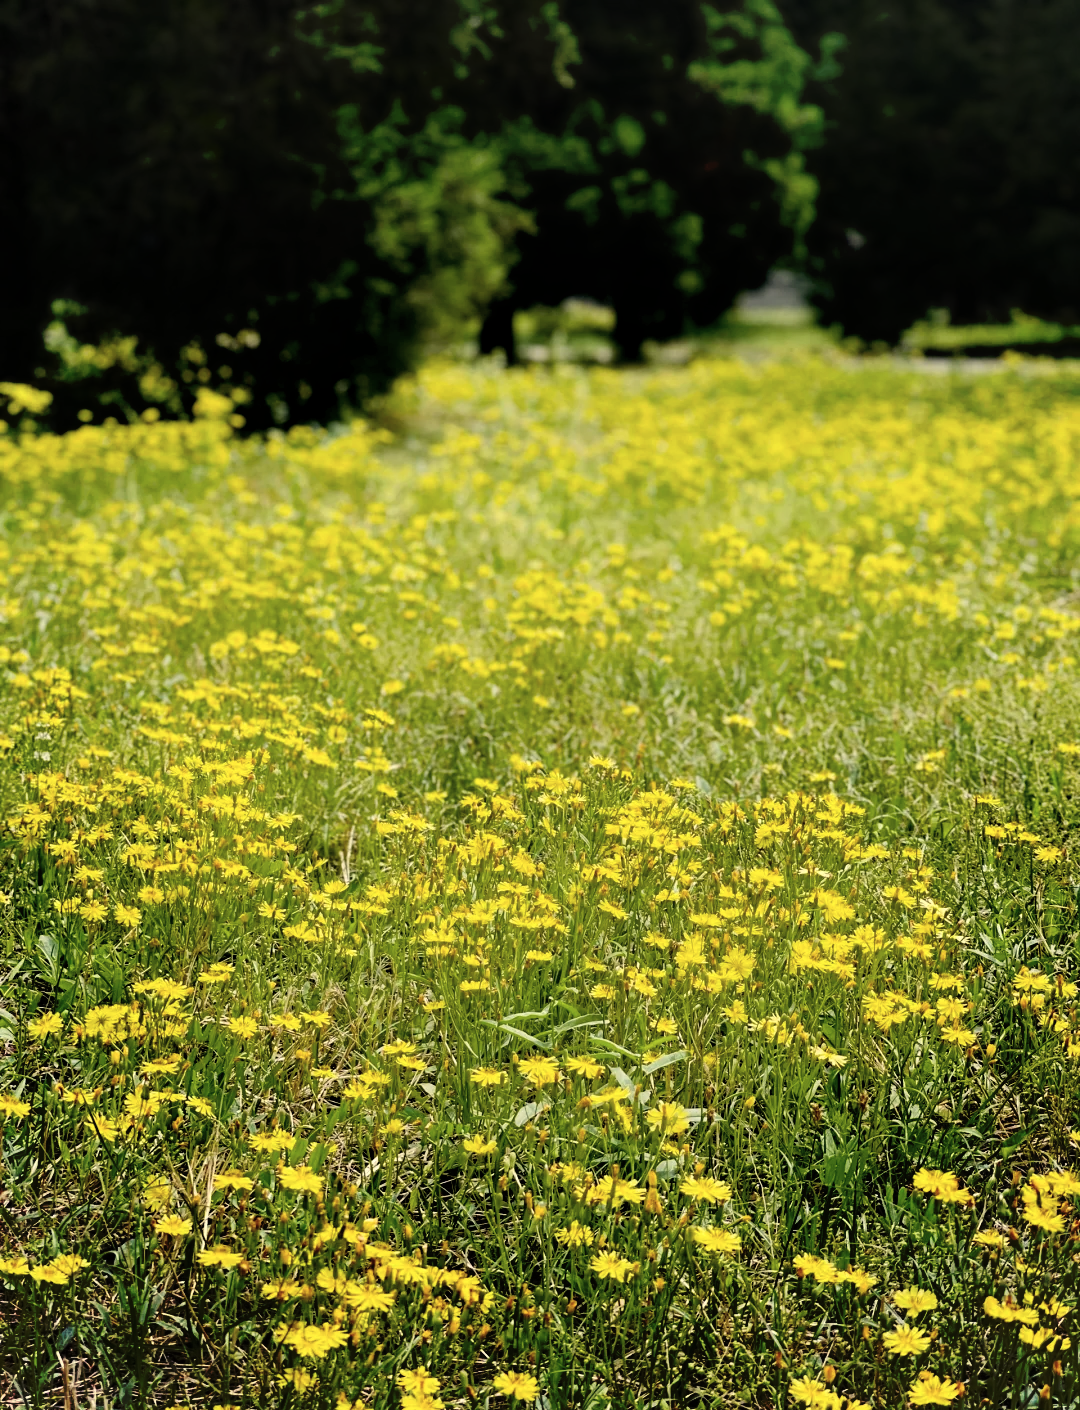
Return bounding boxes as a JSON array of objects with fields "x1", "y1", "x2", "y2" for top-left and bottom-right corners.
[
  {"x1": 786, "y1": 0, "x2": 1080, "y2": 343},
  {"x1": 1, "y1": 0, "x2": 1079, "y2": 431}
]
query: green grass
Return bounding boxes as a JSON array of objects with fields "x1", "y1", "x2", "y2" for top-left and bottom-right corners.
[
  {"x1": 902, "y1": 310, "x2": 1080, "y2": 353},
  {"x1": 1, "y1": 356, "x2": 1080, "y2": 1409}
]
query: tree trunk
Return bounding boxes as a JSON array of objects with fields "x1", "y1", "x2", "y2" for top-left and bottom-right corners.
[
  {"x1": 478, "y1": 297, "x2": 517, "y2": 364},
  {"x1": 614, "y1": 305, "x2": 646, "y2": 364}
]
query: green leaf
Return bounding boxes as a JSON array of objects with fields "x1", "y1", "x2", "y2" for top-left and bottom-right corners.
[
  {"x1": 514, "y1": 1099, "x2": 551, "y2": 1127},
  {"x1": 479, "y1": 1020, "x2": 552, "y2": 1050},
  {"x1": 587, "y1": 1036, "x2": 640, "y2": 1060}
]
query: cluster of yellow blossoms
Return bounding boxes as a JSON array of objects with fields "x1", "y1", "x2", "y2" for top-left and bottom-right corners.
[{"x1": 2, "y1": 357, "x2": 1080, "y2": 1405}]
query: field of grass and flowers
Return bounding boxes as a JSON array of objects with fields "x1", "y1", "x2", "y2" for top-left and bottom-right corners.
[{"x1": 2, "y1": 354, "x2": 1080, "y2": 1410}]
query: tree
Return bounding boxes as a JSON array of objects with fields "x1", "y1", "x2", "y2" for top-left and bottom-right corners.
[
  {"x1": 784, "y1": 0, "x2": 1080, "y2": 342},
  {"x1": 0, "y1": 0, "x2": 823, "y2": 425},
  {"x1": 471, "y1": 0, "x2": 823, "y2": 363},
  {"x1": 0, "y1": 0, "x2": 541, "y2": 429}
]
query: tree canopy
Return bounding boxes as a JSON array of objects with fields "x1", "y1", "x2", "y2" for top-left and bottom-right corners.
[
  {"x1": 0, "y1": 0, "x2": 819, "y2": 426},
  {"x1": 785, "y1": 0, "x2": 1080, "y2": 342}
]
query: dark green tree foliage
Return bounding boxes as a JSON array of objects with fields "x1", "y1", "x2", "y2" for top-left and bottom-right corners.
[
  {"x1": 474, "y1": 0, "x2": 821, "y2": 361},
  {"x1": 0, "y1": 0, "x2": 537, "y2": 429},
  {"x1": 0, "y1": 0, "x2": 817, "y2": 425},
  {"x1": 784, "y1": 0, "x2": 1080, "y2": 342}
]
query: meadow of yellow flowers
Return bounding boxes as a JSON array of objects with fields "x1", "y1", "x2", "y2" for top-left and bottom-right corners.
[{"x1": 2, "y1": 355, "x2": 1080, "y2": 1409}]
